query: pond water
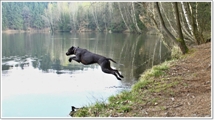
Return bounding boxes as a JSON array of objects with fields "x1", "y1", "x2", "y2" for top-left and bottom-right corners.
[{"x1": 1, "y1": 32, "x2": 170, "y2": 117}]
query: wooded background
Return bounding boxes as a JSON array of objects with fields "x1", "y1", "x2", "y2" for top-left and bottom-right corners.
[{"x1": 2, "y1": 2, "x2": 211, "y2": 53}]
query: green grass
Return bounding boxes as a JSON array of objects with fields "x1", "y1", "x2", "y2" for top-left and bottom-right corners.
[
  {"x1": 132, "y1": 61, "x2": 170, "y2": 92},
  {"x1": 73, "y1": 107, "x2": 88, "y2": 117},
  {"x1": 171, "y1": 45, "x2": 182, "y2": 59},
  {"x1": 141, "y1": 61, "x2": 170, "y2": 79},
  {"x1": 117, "y1": 105, "x2": 132, "y2": 113}
]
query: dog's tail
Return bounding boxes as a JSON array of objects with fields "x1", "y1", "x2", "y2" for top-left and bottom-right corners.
[{"x1": 107, "y1": 58, "x2": 117, "y2": 63}]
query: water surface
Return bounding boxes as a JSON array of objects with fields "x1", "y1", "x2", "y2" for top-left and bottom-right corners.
[{"x1": 2, "y1": 32, "x2": 170, "y2": 117}]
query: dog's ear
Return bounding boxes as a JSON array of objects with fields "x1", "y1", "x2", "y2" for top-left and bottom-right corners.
[
  {"x1": 77, "y1": 46, "x2": 79, "y2": 48},
  {"x1": 71, "y1": 46, "x2": 74, "y2": 49}
]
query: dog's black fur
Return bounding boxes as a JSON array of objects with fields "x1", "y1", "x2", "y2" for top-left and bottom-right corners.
[{"x1": 66, "y1": 46, "x2": 124, "y2": 80}]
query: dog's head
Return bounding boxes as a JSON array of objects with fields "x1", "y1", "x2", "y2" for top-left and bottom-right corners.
[{"x1": 66, "y1": 46, "x2": 76, "y2": 56}]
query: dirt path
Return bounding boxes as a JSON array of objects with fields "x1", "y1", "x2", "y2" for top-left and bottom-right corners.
[{"x1": 145, "y1": 42, "x2": 211, "y2": 117}]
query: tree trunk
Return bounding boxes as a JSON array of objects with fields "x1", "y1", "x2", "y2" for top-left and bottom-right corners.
[
  {"x1": 181, "y1": 2, "x2": 193, "y2": 36},
  {"x1": 118, "y1": 2, "x2": 130, "y2": 31},
  {"x1": 174, "y1": 2, "x2": 188, "y2": 54},
  {"x1": 131, "y1": 2, "x2": 142, "y2": 33},
  {"x1": 160, "y1": 3, "x2": 177, "y2": 36},
  {"x1": 186, "y1": 2, "x2": 200, "y2": 45},
  {"x1": 155, "y1": 2, "x2": 188, "y2": 54},
  {"x1": 155, "y1": 2, "x2": 176, "y2": 42}
]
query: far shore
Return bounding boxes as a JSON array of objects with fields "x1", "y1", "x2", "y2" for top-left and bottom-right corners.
[
  {"x1": 2, "y1": 28, "x2": 139, "y2": 34},
  {"x1": 2, "y1": 29, "x2": 50, "y2": 34}
]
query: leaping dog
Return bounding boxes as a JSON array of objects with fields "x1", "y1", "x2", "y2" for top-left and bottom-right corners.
[{"x1": 66, "y1": 46, "x2": 124, "y2": 80}]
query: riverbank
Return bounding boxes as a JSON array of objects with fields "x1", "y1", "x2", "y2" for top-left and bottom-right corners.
[{"x1": 71, "y1": 42, "x2": 211, "y2": 117}]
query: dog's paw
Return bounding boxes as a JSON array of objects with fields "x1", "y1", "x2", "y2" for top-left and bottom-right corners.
[{"x1": 69, "y1": 58, "x2": 72, "y2": 62}]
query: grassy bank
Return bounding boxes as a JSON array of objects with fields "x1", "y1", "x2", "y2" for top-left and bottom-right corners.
[
  {"x1": 71, "y1": 43, "x2": 211, "y2": 117},
  {"x1": 72, "y1": 59, "x2": 179, "y2": 117}
]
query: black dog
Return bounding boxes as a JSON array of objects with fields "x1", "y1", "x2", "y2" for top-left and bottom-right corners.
[{"x1": 66, "y1": 46, "x2": 124, "y2": 80}]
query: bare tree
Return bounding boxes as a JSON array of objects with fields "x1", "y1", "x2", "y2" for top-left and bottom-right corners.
[
  {"x1": 155, "y1": 2, "x2": 188, "y2": 54},
  {"x1": 118, "y1": 2, "x2": 130, "y2": 31},
  {"x1": 131, "y1": 2, "x2": 142, "y2": 33},
  {"x1": 174, "y1": 2, "x2": 188, "y2": 54},
  {"x1": 159, "y1": 3, "x2": 177, "y2": 36},
  {"x1": 181, "y1": 2, "x2": 193, "y2": 36}
]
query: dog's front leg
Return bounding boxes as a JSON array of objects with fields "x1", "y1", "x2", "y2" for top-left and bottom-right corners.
[
  {"x1": 69, "y1": 56, "x2": 76, "y2": 62},
  {"x1": 70, "y1": 53, "x2": 81, "y2": 63}
]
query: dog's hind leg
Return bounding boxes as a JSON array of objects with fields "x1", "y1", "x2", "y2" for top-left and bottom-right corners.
[
  {"x1": 113, "y1": 69, "x2": 124, "y2": 78},
  {"x1": 101, "y1": 67, "x2": 121, "y2": 80},
  {"x1": 100, "y1": 61, "x2": 121, "y2": 80},
  {"x1": 100, "y1": 60, "x2": 123, "y2": 80}
]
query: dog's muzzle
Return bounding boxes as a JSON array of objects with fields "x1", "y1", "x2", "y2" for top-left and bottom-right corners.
[{"x1": 66, "y1": 52, "x2": 70, "y2": 56}]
